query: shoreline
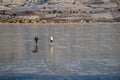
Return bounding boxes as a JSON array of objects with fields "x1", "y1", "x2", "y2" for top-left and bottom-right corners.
[
  {"x1": 0, "y1": 22, "x2": 120, "y2": 25},
  {"x1": 0, "y1": 19, "x2": 119, "y2": 24}
]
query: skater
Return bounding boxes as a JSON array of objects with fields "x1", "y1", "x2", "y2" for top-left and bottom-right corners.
[
  {"x1": 33, "y1": 36, "x2": 39, "y2": 53},
  {"x1": 50, "y1": 36, "x2": 53, "y2": 43}
]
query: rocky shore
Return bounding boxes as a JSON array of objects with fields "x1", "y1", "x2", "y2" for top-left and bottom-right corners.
[
  {"x1": 0, "y1": 17, "x2": 117, "y2": 23},
  {"x1": 0, "y1": 0, "x2": 120, "y2": 23}
]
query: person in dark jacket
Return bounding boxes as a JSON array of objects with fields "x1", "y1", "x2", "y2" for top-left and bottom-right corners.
[{"x1": 34, "y1": 36, "x2": 39, "y2": 44}]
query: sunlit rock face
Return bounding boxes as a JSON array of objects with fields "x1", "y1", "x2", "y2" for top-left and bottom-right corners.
[
  {"x1": 0, "y1": 0, "x2": 118, "y2": 6},
  {"x1": 0, "y1": 0, "x2": 38, "y2": 5}
]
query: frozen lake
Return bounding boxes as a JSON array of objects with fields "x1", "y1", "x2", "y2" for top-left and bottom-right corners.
[{"x1": 0, "y1": 23, "x2": 120, "y2": 80}]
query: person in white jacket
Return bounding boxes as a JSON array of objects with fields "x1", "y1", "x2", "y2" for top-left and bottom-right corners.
[{"x1": 50, "y1": 36, "x2": 53, "y2": 43}]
